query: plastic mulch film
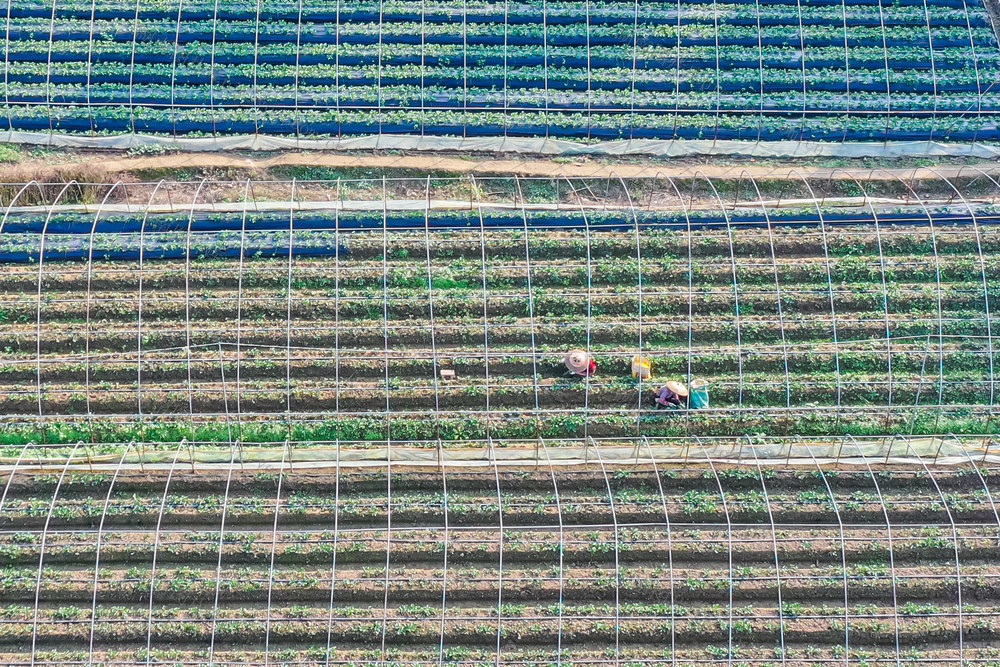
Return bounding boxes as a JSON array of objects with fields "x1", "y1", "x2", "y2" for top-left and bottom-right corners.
[
  {"x1": 5, "y1": 131, "x2": 1000, "y2": 157},
  {"x1": 2, "y1": 0, "x2": 1000, "y2": 151}
]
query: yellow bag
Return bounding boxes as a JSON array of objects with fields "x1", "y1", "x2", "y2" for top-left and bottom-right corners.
[{"x1": 631, "y1": 354, "x2": 652, "y2": 380}]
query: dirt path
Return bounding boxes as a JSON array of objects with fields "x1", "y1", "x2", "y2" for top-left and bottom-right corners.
[{"x1": 8, "y1": 151, "x2": 1000, "y2": 181}]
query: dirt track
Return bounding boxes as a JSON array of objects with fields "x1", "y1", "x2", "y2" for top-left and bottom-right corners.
[{"x1": 7, "y1": 151, "x2": 1000, "y2": 181}]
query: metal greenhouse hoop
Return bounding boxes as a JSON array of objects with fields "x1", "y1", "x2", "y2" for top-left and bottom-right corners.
[{"x1": 0, "y1": 173, "x2": 998, "y2": 458}]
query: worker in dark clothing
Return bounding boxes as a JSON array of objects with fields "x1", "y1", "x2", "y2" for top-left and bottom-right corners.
[{"x1": 656, "y1": 381, "x2": 689, "y2": 409}]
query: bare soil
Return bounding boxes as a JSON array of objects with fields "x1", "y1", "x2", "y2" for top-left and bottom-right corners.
[{"x1": 7, "y1": 150, "x2": 1000, "y2": 182}]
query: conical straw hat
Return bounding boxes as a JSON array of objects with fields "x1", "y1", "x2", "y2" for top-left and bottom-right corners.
[
  {"x1": 564, "y1": 349, "x2": 590, "y2": 373},
  {"x1": 666, "y1": 380, "x2": 689, "y2": 397}
]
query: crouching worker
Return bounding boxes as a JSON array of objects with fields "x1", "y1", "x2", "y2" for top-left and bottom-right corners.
[
  {"x1": 564, "y1": 349, "x2": 597, "y2": 377},
  {"x1": 689, "y1": 378, "x2": 710, "y2": 409},
  {"x1": 655, "y1": 381, "x2": 689, "y2": 409}
]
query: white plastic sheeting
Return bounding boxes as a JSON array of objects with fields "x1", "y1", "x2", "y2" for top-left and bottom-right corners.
[{"x1": 6, "y1": 130, "x2": 1000, "y2": 157}]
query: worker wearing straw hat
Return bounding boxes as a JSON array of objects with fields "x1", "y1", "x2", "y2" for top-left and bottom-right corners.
[
  {"x1": 656, "y1": 381, "x2": 689, "y2": 409},
  {"x1": 564, "y1": 349, "x2": 597, "y2": 377}
]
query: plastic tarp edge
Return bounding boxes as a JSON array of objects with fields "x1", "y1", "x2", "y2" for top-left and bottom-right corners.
[{"x1": 4, "y1": 130, "x2": 1000, "y2": 158}]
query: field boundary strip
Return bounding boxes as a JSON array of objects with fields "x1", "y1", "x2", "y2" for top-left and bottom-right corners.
[
  {"x1": 10, "y1": 152, "x2": 1000, "y2": 183},
  {"x1": 0, "y1": 195, "x2": 986, "y2": 216},
  {"x1": 8, "y1": 132, "x2": 1000, "y2": 158},
  {"x1": 0, "y1": 436, "x2": 996, "y2": 472}
]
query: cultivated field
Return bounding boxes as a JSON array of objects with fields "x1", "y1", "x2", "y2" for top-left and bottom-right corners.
[
  {"x1": 0, "y1": 188, "x2": 996, "y2": 449},
  {"x1": 1, "y1": 0, "x2": 999, "y2": 664},
  {"x1": 0, "y1": 461, "x2": 994, "y2": 666},
  {"x1": 2, "y1": 0, "x2": 998, "y2": 141}
]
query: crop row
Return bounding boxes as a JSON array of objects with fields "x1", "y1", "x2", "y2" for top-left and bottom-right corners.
[
  {"x1": 0, "y1": 485, "x2": 995, "y2": 526},
  {"x1": 0, "y1": 601, "x2": 991, "y2": 625},
  {"x1": 16, "y1": 264, "x2": 995, "y2": 291},
  {"x1": 4, "y1": 375, "x2": 995, "y2": 415},
  {"x1": 6, "y1": 646, "x2": 988, "y2": 667},
  {"x1": 9, "y1": 60, "x2": 995, "y2": 99},
  {"x1": 11, "y1": 253, "x2": 998, "y2": 283},
  {"x1": 0, "y1": 562, "x2": 993, "y2": 603},
  {"x1": 9, "y1": 17, "x2": 993, "y2": 47},
  {"x1": 12, "y1": 348, "x2": 993, "y2": 376},
  {"x1": 8, "y1": 56, "x2": 997, "y2": 86},
  {"x1": 6, "y1": 0, "x2": 991, "y2": 25},
  {"x1": 4, "y1": 229, "x2": 999, "y2": 264},
  {"x1": 7, "y1": 310, "x2": 994, "y2": 347},
  {"x1": 1, "y1": 405, "x2": 996, "y2": 445},
  {"x1": 8, "y1": 344, "x2": 994, "y2": 379},
  {"x1": 0, "y1": 530, "x2": 991, "y2": 569},
  {"x1": 14, "y1": 85, "x2": 1000, "y2": 115},
  {"x1": 9, "y1": 45, "x2": 998, "y2": 95},
  {"x1": 10, "y1": 463, "x2": 998, "y2": 493},
  {"x1": 1, "y1": 470, "x2": 992, "y2": 503},
  {"x1": 5, "y1": 105, "x2": 997, "y2": 141},
  {"x1": 0, "y1": 509, "x2": 987, "y2": 536},
  {"x1": 0, "y1": 613, "x2": 994, "y2": 647},
  {"x1": 4, "y1": 255, "x2": 994, "y2": 282},
  {"x1": 10, "y1": 44, "x2": 996, "y2": 73},
  {"x1": 1, "y1": 218, "x2": 996, "y2": 263},
  {"x1": 8, "y1": 276, "x2": 997, "y2": 297},
  {"x1": 4, "y1": 287, "x2": 995, "y2": 323},
  {"x1": 7, "y1": 72, "x2": 999, "y2": 105}
]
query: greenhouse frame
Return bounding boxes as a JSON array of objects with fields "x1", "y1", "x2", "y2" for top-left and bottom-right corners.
[
  {"x1": 0, "y1": 438, "x2": 995, "y2": 665},
  {"x1": 0, "y1": 173, "x2": 995, "y2": 451},
  {"x1": 1, "y1": 0, "x2": 1000, "y2": 154}
]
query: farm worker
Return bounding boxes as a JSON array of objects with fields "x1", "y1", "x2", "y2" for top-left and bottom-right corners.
[
  {"x1": 631, "y1": 354, "x2": 652, "y2": 380},
  {"x1": 656, "y1": 381, "x2": 689, "y2": 409},
  {"x1": 689, "y1": 378, "x2": 710, "y2": 409},
  {"x1": 564, "y1": 349, "x2": 597, "y2": 376}
]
